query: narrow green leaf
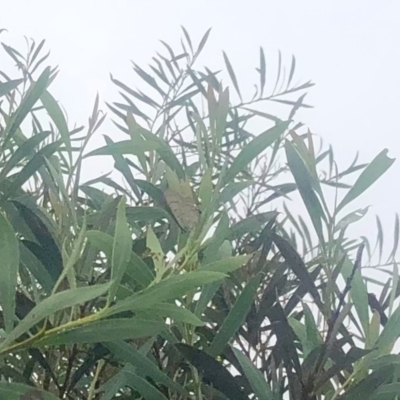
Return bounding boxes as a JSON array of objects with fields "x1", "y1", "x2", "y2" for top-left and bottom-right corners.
[
  {"x1": 219, "y1": 181, "x2": 253, "y2": 204},
  {"x1": 86, "y1": 230, "x2": 154, "y2": 288},
  {"x1": 338, "y1": 149, "x2": 395, "y2": 212},
  {"x1": 200, "y1": 255, "x2": 250, "y2": 274},
  {"x1": 0, "y1": 282, "x2": 112, "y2": 350},
  {"x1": 370, "y1": 383, "x2": 400, "y2": 400},
  {"x1": 209, "y1": 274, "x2": 261, "y2": 356},
  {"x1": 124, "y1": 369, "x2": 168, "y2": 400},
  {"x1": 285, "y1": 140, "x2": 326, "y2": 243},
  {"x1": 84, "y1": 140, "x2": 158, "y2": 158},
  {"x1": 232, "y1": 347, "x2": 276, "y2": 400},
  {"x1": 195, "y1": 28, "x2": 212, "y2": 57},
  {"x1": 0, "y1": 79, "x2": 23, "y2": 98},
  {"x1": 107, "y1": 340, "x2": 189, "y2": 397},
  {"x1": 0, "y1": 131, "x2": 51, "y2": 184},
  {"x1": 223, "y1": 122, "x2": 289, "y2": 184},
  {"x1": 272, "y1": 233, "x2": 323, "y2": 309},
  {"x1": 0, "y1": 382, "x2": 60, "y2": 400},
  {"x1": 1, "y1": 141, "x2": 61, "y2": 201},
  {"x1": 176, "y1": 344, "x2": 247, "y2": 400},
  {"x1": 228, "y1": 211, "x2": 278, "y2": 240},
  {"x1": 34, "y1": 318, "x2": 165, "y2": 347},
  {"x1": 223, "y1": 52, "x2": 242, "y2": 101},
  {"x1": 109, "y1": 197, "x2": 132, "y2": 303},
  {"x1": 376, "y1": 302, "x2": 400, "y2": 354},
  {"x1": 108, "y1": 271, "x2": 226, "y2": 316},
  {"x1": 259, "y1": 47, "x2": 266, "y2": 96},
  {"x1": 340, "y1": 254, "x2": 369, "y2": 337},
  {"x1": 2, "y1": 67, "x2": 51, "y2": 149},
  {"x1": 145, "y1": 303, "x2": 204, "y2": 326},
  {"x1": 40, "y1": 90, "x2": 71, "y2": 159},
  {"x1": 0, "y1": 212, "x2": 19, "y2": 333}
]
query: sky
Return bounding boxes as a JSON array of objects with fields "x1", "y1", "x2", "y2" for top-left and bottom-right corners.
[{"x1": 1, "y1": 0, "x2": 400, "y2": 258}]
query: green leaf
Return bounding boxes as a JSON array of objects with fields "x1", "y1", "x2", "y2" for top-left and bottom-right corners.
[
  {"x1": 0, "y1": 282, "x2": 112, "y2": 350},
  {"x1": 109, "y1": 197, "x2": 132, "y2": 303},
  {"x1": 176, "y1": 344, "x2": 247, "y2": 400},
  {"x1": 337, "y1": 149, "x2": 395, "y2": 212},
  {"x1": 199, "y1": 168, "x2": 213, "y2": 211},
  {"x1": 1, "y1": 67, "x2": 51, "y2": 149},
  {"x1": 272, "y1": 233, "x2": 323, "y2": 309},
  {"x1": 0, "y1": 131, "x2": 51, "y2": 184},
  {"x1": 108, "y1": 271, "x2": 226, "y2": 316},
  {"x1": 0, "y1": 212, "x2": 19, "y2": 333},
  {"x1": 41, "y1": 90, "x2": 71, "y2": 160},
  {"x1": 84, "y1": 139, "x2": 158, "y2": 158},
  {"x1": 369, "y1": 383, "x2": 400, "y2": 400},
  {"x1": 34, "y1": 318, "x2": 164, "y2": 347},
  {"x1": 143, "y1": 303, "x2": 204, "y2": 326},
  {"x1": 223, "y1": 122, "x2": 289, "y2": 184},
  {"x1": 0, "y1": 79, "x2": 23, "y2": 98},
  {"x1": 335, "y1": 207, "x2": 370, "y2": 232},
  {"x1": 232, "y1": 347, "x2": 276, "y2": 400},
  {"x1": 1, "y1": 141, "x2": 62, "y2": 201},
  {"x1": 340, "y1": 254, "x2": 370, "y2": 337},
  {"x1": 86, "y1": 230, "x2": 154, "y2": 288},
  {"x1": 209, "y1": 274, "x2": 261, "y2": 356},
  {"x1": 103, "y1": 134, "x2": 142, "y2": 199},
  {"x1": 223, "y1": 52, "x2": 242, "y2": 101},
  {"x1": 133, "y1": 120, "x2": 186, "y2": 180},
  {"x1": 123, "y1": 369, "x2": 168, "y2": 400},
  {"x1": 219, "y1": 181, "x2": 253, "y2": 204},
  {"x1": 107, "y1": 340, "x2": 188, "y2": 397},
  {"x1": 0, "y1": 382, "x2": 60, "y2": 400},
  {"x1": 376, "y1": 302, "x2": 400, "y2": 354},
  {"x1": 200, "y1": 255, "x2": 251, "y2": 274},
  {"x1": 228, "y1": 211, "x2": 278, "y2": 240},
  {"x1": 285, "y1": 140, "x2": 326, "y2": 243}
]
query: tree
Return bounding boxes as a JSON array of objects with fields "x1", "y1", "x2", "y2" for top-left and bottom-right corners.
[{"x1": 0, "y1": 28, "x2": 398, "y2": 400}]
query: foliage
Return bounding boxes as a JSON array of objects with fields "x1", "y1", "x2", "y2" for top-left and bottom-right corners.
[{"x1": 0, "y1": 28, "x2": 398, "y2": 400}]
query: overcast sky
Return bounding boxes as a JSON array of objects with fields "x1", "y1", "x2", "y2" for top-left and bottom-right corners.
[{"x1": 2, "y1": 0, "x2": 399, "y2": 254}]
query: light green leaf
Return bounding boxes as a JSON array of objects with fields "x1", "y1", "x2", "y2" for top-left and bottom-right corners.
[
  {"x1": 0, "y1": 282, "x2": 112, "y2": 350},
  {"x1": 209, "y1": 274, "x2": 261, "y2": 356},
  {"x1": 0, "y1": 212, "x2": 19, "y2": 333},
  {"x1": 335, "y1": 207, "x2": 370, "y2": 232},
  {"x1": 86, "y1": 230, "x2": 154, "y2": 288},
  {"x1": 340, "y1": 254, "x2": 369, "y2": 337},
  {"x1": 285, "y1": 140, "x2": 326, "y2": 243},
  {"x1": 0, "y1": 79, "x2": 23, "y2": 98},
  {"x1": 1, "y1": 141, "x2": 62, "y2": 201},
  {"x1": 199, "y1": 168, "x2": 213, "y2": 211},
  {"x1": 41, "y1": 90, "x2": 71, "y2": 160},
  {"x1": 219, "y1": 180, "x2": 253, "y2": 204},
  {"x1": 200, "y1": 255, "x2": 250, "y2": 274},
  {"x1": 144, "y1": 303, "x2": 204, "y2": 326},
  {"x1": 376, "y1": 302, "x2": 400, "y2": 354},
  {"x1": 1, "y1": 67, "x2": 51, "y2": 149},
  {"x1": 34, "y1": 318, "x2": 165, "y2": 346},
  {"x1": 338, "y1": 149, "x2": 395, "y2": 212},
  {"x1": 232, "y1": 347, "x2": 276, "y2": 400},
  {"x1": 223, "y1": 121, "x2": 289, "y2": 184},
  {"x1": 109, "y1": 197, "x2": 132, "y2": 303},
  {"x1": 0, "y1": 131, "x2": 51, "y2": 184},
  {"x1": 228, "y1": 211, "x2": 278, "y2": 240},
  {"x1": 108, "y1": 271, "x2": 226, "y2": 316},
  {"x1": 84, "y1": 140, "x2": 158, "y2": 158}
]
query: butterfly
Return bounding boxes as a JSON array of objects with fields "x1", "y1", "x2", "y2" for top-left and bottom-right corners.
[{"x1": 164, "y1": 187, "x2": 200, "y2": 231}]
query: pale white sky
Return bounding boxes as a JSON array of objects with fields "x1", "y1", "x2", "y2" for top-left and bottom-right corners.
[{"x1": 2, "y1": 0, "x2": 399, "y2": 253}]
